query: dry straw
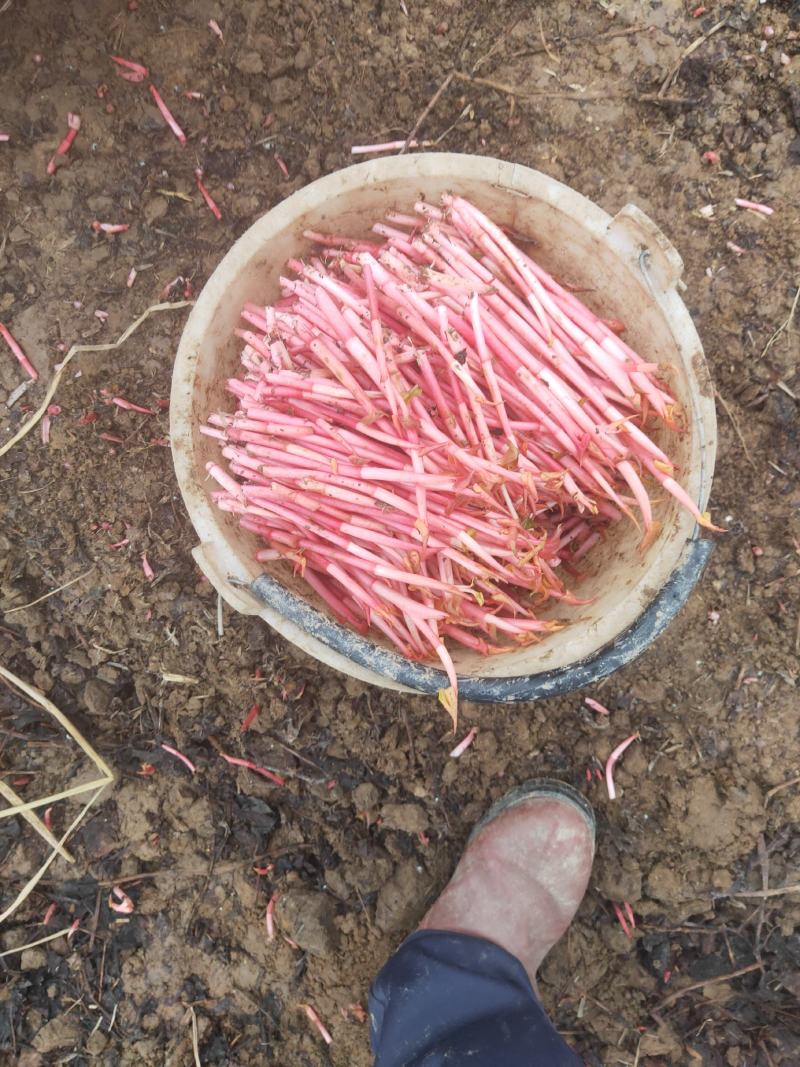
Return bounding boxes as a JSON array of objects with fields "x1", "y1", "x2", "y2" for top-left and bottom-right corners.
[
  {"x1": 0, "y1": 299, "x2": 192, "y2": 459},
  {"x1": 0, "y1": 665, "x2": 115, "y2": 927}
]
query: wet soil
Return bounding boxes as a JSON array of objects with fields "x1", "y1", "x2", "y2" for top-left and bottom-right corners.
[{"x1": 1, "y1": 1, "x2": 800, "y2": 1064}]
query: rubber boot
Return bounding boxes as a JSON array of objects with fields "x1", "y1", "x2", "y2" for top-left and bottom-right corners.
[{"x1": 419, "y1": 779, "x2": 595, "y2": 984}]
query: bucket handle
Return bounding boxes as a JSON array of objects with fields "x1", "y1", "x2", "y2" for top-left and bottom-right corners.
[
  {"x1": 607, "y1": 203, "x2": 685, "y2": 293},
  {"x1": 192, "y1": 541, "x2": 267, "y2": 616}
]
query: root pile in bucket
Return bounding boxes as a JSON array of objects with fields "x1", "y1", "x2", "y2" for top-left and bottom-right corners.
[{"x1": 203, "y1": 194, "x2": 718, "y2": 722}]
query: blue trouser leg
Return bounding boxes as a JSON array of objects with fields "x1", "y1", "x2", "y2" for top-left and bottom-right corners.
[{"x1": 369, "y1": 930, "x2": 582, "y2": 1066}]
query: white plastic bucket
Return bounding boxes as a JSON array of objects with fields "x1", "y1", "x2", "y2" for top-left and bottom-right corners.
[{"x1": 170, "y1": 154, "x2": 717, "y2": 700}]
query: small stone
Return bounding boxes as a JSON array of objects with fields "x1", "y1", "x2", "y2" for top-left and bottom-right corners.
[
  {"x1": 17, "y1": 1052, "x2": 43, "y2": 1067},
  {"x1": 352, "y1": 783, "x2": 380, "y2": 811},
  {"x1": 270, "y1": 77, "x2": 296, "y2": 104},
  {"x1": 85, "y1": 1031, "x2": 109, "y2": 1055},
  {"x1": 33, "y1": 1017, "x2": 82, "y2": 1053},
  {"x1": 219, "y1": 94, "x2": 237, "y2": 113},
  {"x1": 20, "y1": 948, "x2": 47, "y2": 970},
  {"x1": 294, "y1": 44, "x2": 312, "y2": 71},
  {"x1": 59, "y1": 663, "x2": 85, "y2": 686},
  {"x1": 646, "y1": 862, "x2": 683, "y2": 905},
  {"x1": 279, "y1": 889, "x2": 339, "y2": 957},
  {"x1": 83, "y1": 679, "x2": 112, "y2": 716},
  {"x1": 143, "y1": 197, "x2": 168, "y2": 224},
  {"x1": 32, "y1": 669, "x2": 53, "y2": 693},
  {"x1": 736, "y1": 544, "x2": 755, "y2": 575},
  {"x1": 380, "y1": 803, "x2": 428, "y2": 834},
  {"x1": 375, "y1": 859, "x2": 431, "y2": 933},
  {"x1": 236, "y1": 51, "x2": 264, "y2": 75}
]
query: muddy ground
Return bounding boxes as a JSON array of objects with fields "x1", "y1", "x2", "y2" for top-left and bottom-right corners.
[{"x1": 1, "y1": 0, "x2": 800, "y2": 1064}]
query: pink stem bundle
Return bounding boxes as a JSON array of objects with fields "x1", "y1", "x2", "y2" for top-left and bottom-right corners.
[{"x1": 204, "y1": 195, "x2": 717, "y2": 723}]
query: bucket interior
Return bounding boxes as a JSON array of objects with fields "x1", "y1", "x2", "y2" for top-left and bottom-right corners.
[{"x1": 176, "y1": 161, "x2": 703, "y2": 680}]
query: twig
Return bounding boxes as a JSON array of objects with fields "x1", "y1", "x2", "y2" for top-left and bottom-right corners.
[
  {"x1": 714, "y1": 390, "x2": 755, "y2": 468},
  {"x1": 400, "y1": 71, "x2": 455, "y2": 155},
  {"x1": 658, "y1": 16, "x2": 729, "y2": 97},
  {"x1": 765, "y1": 774, "x2": 800, "y2": 806},
  {"x1": 508, "y1": 23, "x2": 650, "y2": 59},
  {"x1": 434, "y1": 103, "x2": 472, "y2": 145},
  {"x1": 94, "y1": 846, "x2": 313, "y2": 887},
  {"x1": 401, "y1": 707, "x2": 416, "y2": 766},
  {"x1": 4, "y1": 567, "x2": 95, "y2": 615},
  {"x1": 451, "y1": 72, "x2": 695, "y2": 105},
  {"x1": 759, "y1": 284, "x2": 799, "y2": 362},
  {"x1": 754, "y1": 833, "x2": 769, "y2": 955},
  {"x1": 724, "y1": 884, "x2": 800, "y2": 900},
  {"x1": 654, "y1": 960, "x2": 763, "y2": 1010},
  {"x1": 189, "y1": 1006, "x2": 202, "y2": 1067},
  {"x1": 537, "y1": 11, "x2": 559, "y2": 65},
  {"x1": 0, "y1": 925, "x2": 77, "y2": 958},
  {"x1": 0, "y1": 301, "x2": 193, "y2": 459},
  {"x1": 268, "y1": 736, "x2": 327, "y2": 774}
]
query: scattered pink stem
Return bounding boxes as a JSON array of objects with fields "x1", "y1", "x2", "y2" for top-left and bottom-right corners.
[
  {"x1": 0, "y1": 322, "x2": 38, "y2": 380},
  {"x1": 161, "y1": 742, "x2": 196, "y2": 774},
  {"x1": 584, "y1": 697, "x2": 611, "y2": 715},
  {"x1": 110, "y1": 55, "x2": 149, "y2": 81},
  {"x1": 195, "y1": 168, "x2": 222, "y2": 220},
  {"x1": 208, "y1": 18, "x2": 224, "y2": 40},
  {"x1": 43, "y1": 903, "x2": 57, "y2": 925},
  {"x1": 141, "y1": 552, "x2": 155, "y2": 581},
  {"x1": 449, "y1": 726, "x2": 477, "y2": 758},
  {"x1": 266, "y1": 891, "x2": 278, "y2": 940},
  {"x1": 43, "y1": 807, "x2": 53, "y2": 831},
  {"x1": 0, "y1": 134, "x2": 10, "y2": 142},
  {"x1": 275, "y1": 155, "x2": 289, "y2": 179},
  {"x1": 612, "y1": 901, "x2": 633, "y2": 938},
  {"x1": 67, "y1": 919, "x2": 81, "y2": 941},
  {"x1": 241, "y1": 703, "x2": 260, "y2": 731},
  {"x1": 734, "y1": 198, "x2": 774, "y2": 217},
  {"x1": 47, "y1": 112, "x2": 81, "y2": 174},
  {"x1": 92, "y1": 221, "x2": 130, "y2": 234},
  {"x1": 254, "y1": 864, "x2": 274, "y2": 876},
  {"x1": 126, "y1": 267, "x2": 137, "y2": 288},
  {"x1": 351, "y1": 140, "x2": 425, "y2": 154},
  {"x1": 300, "y1": 1004, "x2": 333, "y2": 1045},
  {"x1": 623, "y1": 900, "x2": 636, "y2": 929},
  {"x1": 702, "y1": 150, "x2": 720, "y2": 165},
  {"x1": 219, "y1": 752, "x2": 286, "y2": 786},
  {"x1": 112, "y1": 396, "x2": 155, "y2": 414},
  {"x1": 109, "y1": 885, "x2": 135, "y2": 914},
  {"x1": 148, "y1": 84, "x2": 187, "y2": 145},
  {"x1": 605, "y1": 733, "x2": 639, "y2": 800},
  {"x1": 726, "y1": 241, "x2": 746, "y2": 255}
]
